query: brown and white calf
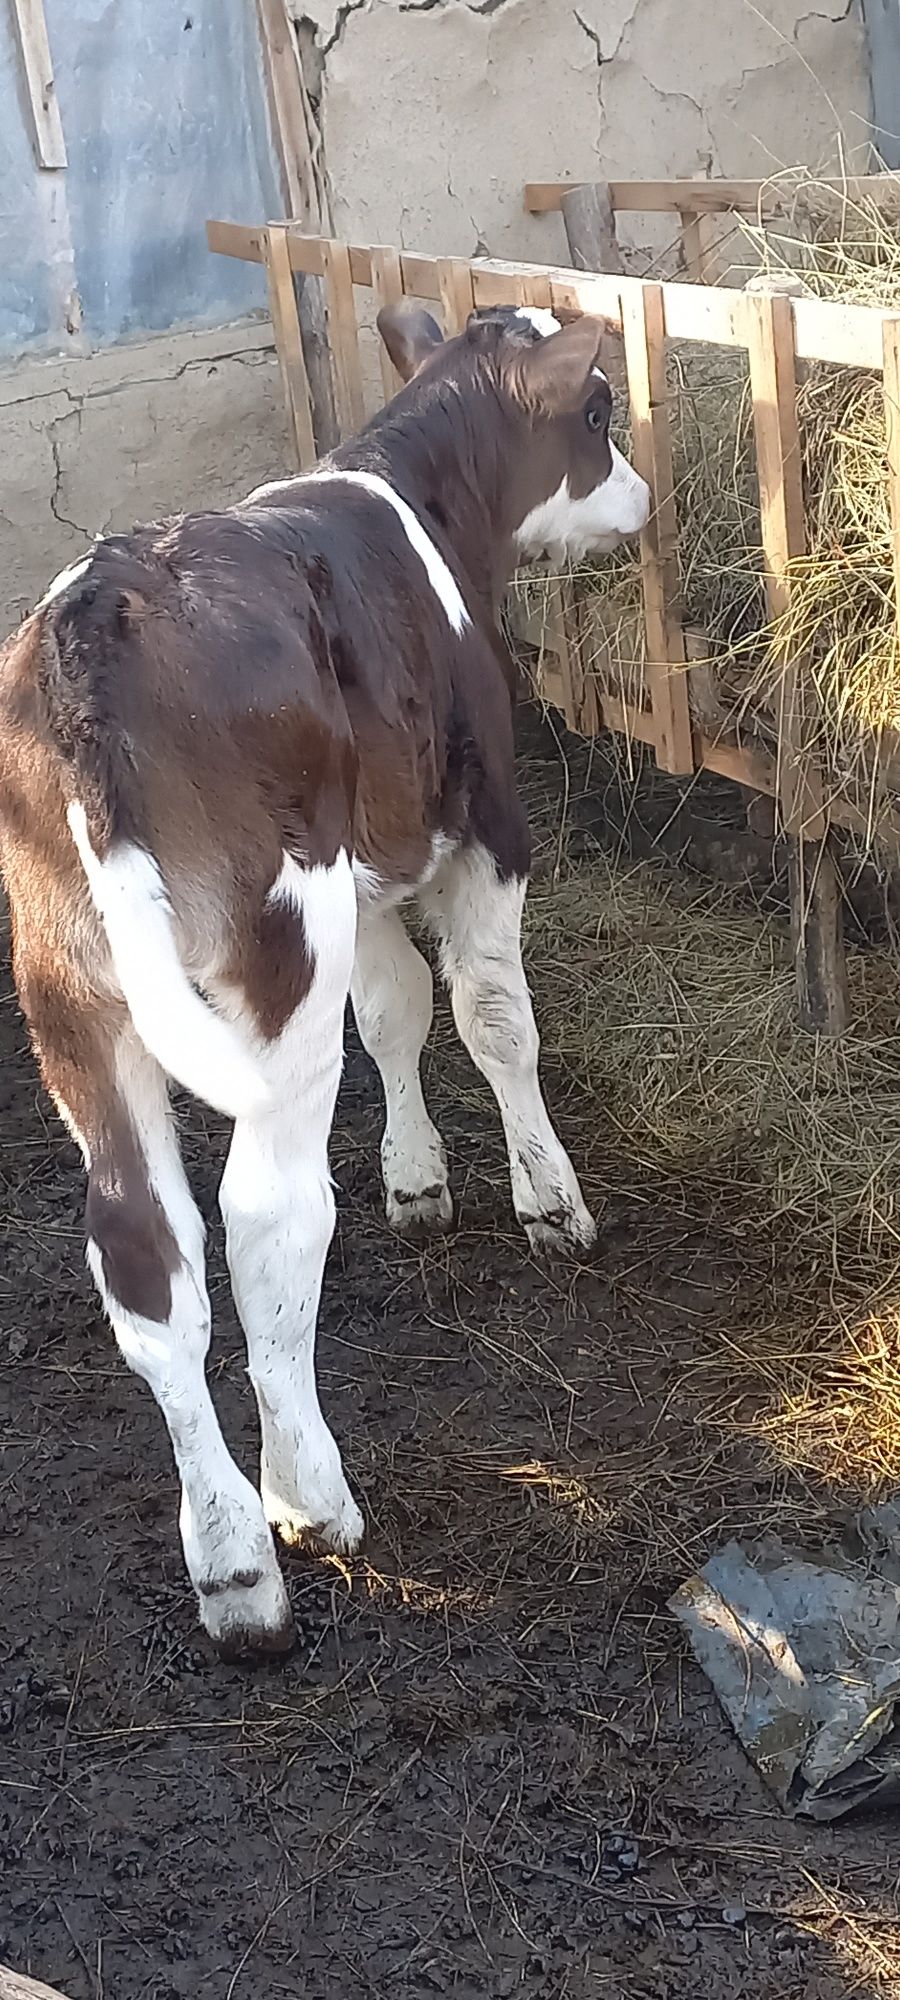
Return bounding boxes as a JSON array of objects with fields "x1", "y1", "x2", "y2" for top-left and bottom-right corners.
[{"x1": 0, "y1": 303, "x2": 649, "y2": 1657}]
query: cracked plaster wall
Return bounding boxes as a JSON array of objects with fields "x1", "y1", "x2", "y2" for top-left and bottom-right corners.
[
  {"x1": 298, "y1": 0, "x2": 872, "y2": 267},
  {"x1": 0, "y1": 324, "x2": 286, "y2": 636}
]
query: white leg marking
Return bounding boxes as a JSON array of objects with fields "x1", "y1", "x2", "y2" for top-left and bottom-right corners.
[
  {"x1": 310, "y1": 469, "x2": 471, "y2": 636},
  {"x1": 352, "y1": 905, "x2": 452, "y2": 1236},
  {"x1": 421, "y1": 847, "x2": 596, "y2": 1258},
  {"x1": 87, "y1": 1033, "x2": 292, "y2": 1657},
  {"x1": 220, "y1": 852, "x2": 364, "y2": 1555}
]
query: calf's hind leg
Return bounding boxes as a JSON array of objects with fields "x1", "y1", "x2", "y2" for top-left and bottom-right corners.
[
  {"x1": 421, "y1": 844, "x2": 596, "y2": 1258},
  {"x1": 351, "y1": 902, "x2": 452, "y2": 1237},
  {"x1": 30, "y1": 1009, "x2": 293, "y2": 1660},
  {"x1": 219, "y1": 853, "x2": 364, "y2": 1554}
]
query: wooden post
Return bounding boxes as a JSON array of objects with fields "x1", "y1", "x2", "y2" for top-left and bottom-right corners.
[
  {"x1": 561, "y1": 183, "x2": 627, "y2": 394},
  {"x1": 255, "y1": 0, "x2": 336, "y2": 452},
  {"x1": 262, "y1": 226, "x2": 316, "y2": 469},
  {"x1": 515, "y1": 271, "x2": 595, "y2": 733},
  {"x1": 0, "y1": 1963, "x2": 73, "y2": 2000},
  {"x1": 561, "y1": 183, "x2": 625, "y2": 277},
  {"x1": 620, "y1": 283, "x2": 694, "y2": 774},
  {"x1": 437, "y1": 257, "x2": 475, "y2": 335},
  {"x1": 321, "y1": 240, "x2": 365, "y2": 438},
  {"x1": 746, "y1": 289, "x2": 848, "y2": 1034},
  {"x1": 10, "y1": 0, "x2": 66, "y2": 167},
  {"x1": 371, "y1": 245, "x2": 405, "y2": 401}
]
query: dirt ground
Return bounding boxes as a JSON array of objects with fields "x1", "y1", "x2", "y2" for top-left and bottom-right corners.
[{"x1": 2, "y1": 713, "x2": 899, "y2": 2000}]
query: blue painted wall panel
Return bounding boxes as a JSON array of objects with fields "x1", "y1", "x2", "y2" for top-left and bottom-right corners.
[{"x1": 0, "y1": 0, "x2": 278, "y2": 353}]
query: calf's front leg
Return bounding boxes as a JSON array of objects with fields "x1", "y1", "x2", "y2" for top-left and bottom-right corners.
[{"x1": 421, "y1": 845, "x2": 596, "y2": 1258}]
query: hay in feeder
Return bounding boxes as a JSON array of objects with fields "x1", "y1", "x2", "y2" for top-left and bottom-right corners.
[{"x1": 514, "y1": 171, "x2": 900, "y2": 849}]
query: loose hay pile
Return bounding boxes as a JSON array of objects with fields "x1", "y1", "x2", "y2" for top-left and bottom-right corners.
[
  {"x1": 524, "y1": 821, "x2": 900, "y2": 1497},
  {"x1": 516, "y1": 171, "x2": 900, "y2": 846}
]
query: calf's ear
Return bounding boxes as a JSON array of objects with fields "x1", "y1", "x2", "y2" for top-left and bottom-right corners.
[
  {"x1": 376, "y1": 304, "x2": 445, "y2": 383},
  {"x1": 507, "y1": 314, "x2": 606, "y2": 415}
]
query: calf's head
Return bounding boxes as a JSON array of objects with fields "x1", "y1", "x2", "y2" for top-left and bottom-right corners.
[{"x1": 377, "y1": 302, "x2": 650, "y2": 563}]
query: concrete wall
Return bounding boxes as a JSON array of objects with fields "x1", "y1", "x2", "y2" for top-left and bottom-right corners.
[
  {"x1": 296, "y1": 0, "x2": 873, "y2": 268},
  {"x1": 0, "y1": 322, "x2": 288, "y2": 637}
]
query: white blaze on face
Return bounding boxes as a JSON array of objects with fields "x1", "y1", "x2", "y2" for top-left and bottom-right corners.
[
  {"x1": 514, "y1": 446, "x2": 651, "y2": 562},
  {"x1": 511, "y1": 324, "x2": 650, "y2": 560}
]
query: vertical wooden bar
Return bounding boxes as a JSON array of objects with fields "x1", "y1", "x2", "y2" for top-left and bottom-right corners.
[
  {"x1": 254, "y1": 0, "x2": 336, "y2": 452},
  {"x1": 620, "y1": 283, "x2": 694, "y2": 774},
  {"x1": 262, "y1": 226, "x2": 317, "y2": 469},
  {"x1": 746, "y1": 289, "x2": 847, "y2": 1034},
  {"x1": 437, "y1": 257, "x2": 476, "y2": 335},
  {"x1": 11, "y1": 0, "x2": 66, "y2": 168},
  {"x1": 561, "y1": 183, "x2": 625, "y2": 276},
  {"x1": 321, "y1": 239, "x2": 365, "y2": 438},
  {"x1": 882, "y1": 318, "x2": 900, "y2": 662},
  {"x1": 515, "y1": 271, "x2": 590, "y2": 734},
  {"x1": 255, "y1": 0, "x2": 320, "y2": 227},
  {"x1": 679, "y1": 210, "x2": 705, "y2": 284},
  {"x1": 371, "y1": 245, "x2": 405, "y2": 401}
]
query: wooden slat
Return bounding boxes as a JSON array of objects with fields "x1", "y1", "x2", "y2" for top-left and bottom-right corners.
[
  {"x1": 516, "y1": 269, "x2": 596, "y2": 736},
  {"x1": 0, "y1": 1962, "x2": 73, "y2": 2000},
  {"x1": 745, "y1": 291, "x2": 816, "y2": 829},
  {"x1": 255, "y1": 0, "x2": 320, "y2": 226},
  {"x1": 206, "y1": 223, "x2": 896, "y2": 371},
  {"x1": 621, "y1": 283, "x2": 694, "y2": 774},
  {"x1": 11, "y1": 0, "x2": 66, "y2": 168},
  {"x1": 883, "y1": 318, "x2": 900, "y2": 676},
  {"x1": 525, "y1": 175, "x2": 900, "y2": 217},
  {"x1": 321, "y1": 240, "x2": 365, "y2": 437},
  {"x1": 371, "y1": 246, "x2": 405, "y2": 401},
  {"x1": 679, "y1": 211, "x2": 705, "y2": 284},
  {"x1": 437, "y1": 258, "x2": 476, "y2": 334},
  {"x1": 262, "y1": 225, "x2": 316, "y2": 469},
  {"x1": 746, "y1": 288, "x2": 847, "y2": 1032}
]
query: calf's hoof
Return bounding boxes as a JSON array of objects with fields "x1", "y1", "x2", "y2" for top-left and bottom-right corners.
[
  {"x1": 524, "y1": 1202, "x2": 597, "y2": 1263},
  {"x1": 264, "y1": 1479, "x2": 365, "y2": 1560},
  {"x1": 199, "y1": 1566, "x2": 296, "y2": 1662},
  {"x1": 386, "y1": 1181, "x2": 454, "y2": 1240}
]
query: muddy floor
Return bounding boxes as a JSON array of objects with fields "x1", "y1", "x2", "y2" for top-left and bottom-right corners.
[{"x1": 2, "y1": 717, "x2": 899, "y2": 2000}]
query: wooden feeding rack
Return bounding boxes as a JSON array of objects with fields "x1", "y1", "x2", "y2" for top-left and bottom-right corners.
[
  {"x1": 207, "y1": 217, "x2": 900, "y2": 1035},
  {"x1": 524, "y1": 174, "x2": 900, "y2": 285}
]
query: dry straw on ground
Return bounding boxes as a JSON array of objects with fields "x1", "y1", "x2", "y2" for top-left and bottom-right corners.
[{"x1": 523, "y1": 780, "x2": 900, "y2": 1500}]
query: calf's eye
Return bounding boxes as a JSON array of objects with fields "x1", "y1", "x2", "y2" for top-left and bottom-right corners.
[{"x1": 585, "y1": 405, "x2": 605, "y2": 432}]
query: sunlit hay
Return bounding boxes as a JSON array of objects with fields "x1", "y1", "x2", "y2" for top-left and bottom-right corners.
[
  {"x1": 524, "y1": 847, "x2": 900, "y2": 1495},
  {"x1": 516, "y1": 170, "x2": 900, "y2": 853}
]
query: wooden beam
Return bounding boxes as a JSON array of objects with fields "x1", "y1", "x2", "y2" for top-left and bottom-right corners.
[
  {"x1": 321, "y1": 239, "x2": 365, "y2": 437},
  {"x1": 254, "y1": 0, "x2": 335, "y2": 454},
  {"x1": 0, "y1": 1962, "x2": 74, "y2": 2000},
  {"x1": 11, "y1": 0, "x2": 66, "y2": 168},
  {"x1": 371, "y1": 246, "x2": 405, "y2": 401},
  {"x1": 437, "y1": 257, "x2": 475, "y2": 335},
  {"x1": 525, "y1": 175, "x2": 900, "y2": 218},
  {"x1": 746, "y1": 288, "x2": 847, "y2": 1033},
  {"x1": 206, "y1": 222, "x2": 897, "y2": 372},
  {"x1": 882, "y1": 317, "x2": 900, "y2": 683},
  {"x1": 262, "y1": 225, "x2": 316, "y2": 469},
  {"x1": 561, "y1": 182, "x2": 624, "y2": 277},
  {"x1": 255, "y1": 0, "x2": 320, "y2": 227},
  {"x1": 621, "y1": 283, "x2": 694, "y2": 775}
]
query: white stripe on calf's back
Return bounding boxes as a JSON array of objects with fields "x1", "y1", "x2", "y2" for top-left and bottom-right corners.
[{"x1": 312, "y1": 469, "x2": 471, "y2": 637}]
